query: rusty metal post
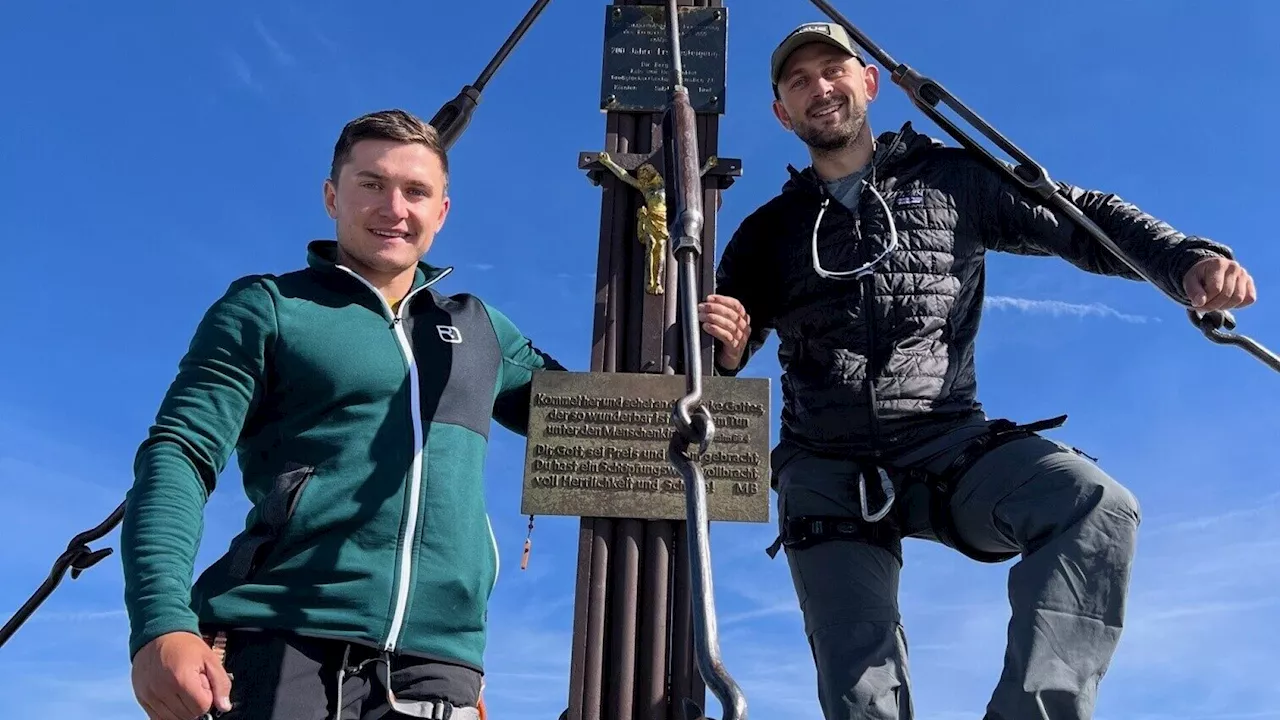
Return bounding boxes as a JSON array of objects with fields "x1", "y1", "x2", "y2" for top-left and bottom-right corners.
[{"x1": 568, "y1": 1, "x2": 736, "y2": 719}]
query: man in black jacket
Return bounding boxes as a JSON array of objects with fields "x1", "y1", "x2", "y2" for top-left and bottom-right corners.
[{"x1": 699, "y1": 22, "x2": 1257, "y2": 720}]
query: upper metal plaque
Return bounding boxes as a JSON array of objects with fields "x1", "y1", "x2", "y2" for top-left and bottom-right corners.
[
  {"x1": 520, "y1": 371, "x2": 771, "y2": 523},
  {"x1": 601, "y1": 5, "x2": 728, "y2": 114}
]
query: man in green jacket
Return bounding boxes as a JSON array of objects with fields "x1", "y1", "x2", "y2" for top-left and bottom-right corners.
[{"x1": 123, "y1": 108, "x2": 563, "y2": 720}]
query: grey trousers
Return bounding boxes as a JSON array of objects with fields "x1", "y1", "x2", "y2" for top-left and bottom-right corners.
[{"x1": 773, "y1": 416, "x2": 1141, "y2": 720}]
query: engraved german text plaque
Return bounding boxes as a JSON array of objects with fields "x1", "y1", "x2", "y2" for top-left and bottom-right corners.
[{"x1": 521, "y1": 371, "x2": 770, "y2": 523}]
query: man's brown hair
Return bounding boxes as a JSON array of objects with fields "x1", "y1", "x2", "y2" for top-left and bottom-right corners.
[{"x1": 329, "y1": 108, "x2": 449, "y2": 188}]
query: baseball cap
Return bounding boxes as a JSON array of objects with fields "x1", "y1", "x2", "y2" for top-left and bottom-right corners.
[{"x1": 770, "y1": 21, "x2": 865, "y2": 87}]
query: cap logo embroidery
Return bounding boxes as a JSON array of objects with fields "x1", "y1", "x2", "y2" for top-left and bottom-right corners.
[{"x1": 795, "y1": 23, "x2": 832, "y2": 36}]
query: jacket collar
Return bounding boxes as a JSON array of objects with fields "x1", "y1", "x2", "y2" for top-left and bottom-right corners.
[
  {"x1": 305, "y1": 239, "x2": 453, "y2": 290},
  {"x1": 782, "y1": 121, "x2": 938, "y2": 197}
]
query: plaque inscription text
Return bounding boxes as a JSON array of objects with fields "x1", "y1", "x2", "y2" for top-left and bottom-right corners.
[
  {"x1": 601, "y1": 5, "x2": 728, "y2": 114},
  {"x1": 521, "y1": 371, "x2": 770, "y2": 522}
]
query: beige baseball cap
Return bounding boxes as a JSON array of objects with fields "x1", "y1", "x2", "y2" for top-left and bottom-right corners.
[{"x1": 770, "y1": 21, "x2": 865, "y2": 87}]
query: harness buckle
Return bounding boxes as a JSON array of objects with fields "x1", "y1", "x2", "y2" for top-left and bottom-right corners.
[{"x1": 765, "y1": 513, "x2": 903, "y2": 564}]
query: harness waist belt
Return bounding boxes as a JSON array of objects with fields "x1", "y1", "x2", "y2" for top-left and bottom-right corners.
[{"x1": 374, "y1": 656, "x2": 481, "y2": 720}]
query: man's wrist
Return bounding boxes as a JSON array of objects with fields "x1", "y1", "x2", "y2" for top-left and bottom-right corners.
[
  {"x1": 129, "y1": 612, "x2": 203, "y2": 661},
  {"x1": 715, "y1": 348, "x2": 744, "y2": 373},
  {"x1": 1174, "y1": 249, "x2": 1228, "y2": 303}
]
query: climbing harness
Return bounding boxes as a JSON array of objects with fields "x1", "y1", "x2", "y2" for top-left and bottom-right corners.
[
  {"x1": 196, "y1": 632, "x2": 486, "y2": 720},
  {"x1": 661, "y1": 2, "x2": 748, "y2": 718},
  {"x1": 805, "y1": 0, "x2": 1280, "y2": 375},
  {"x1": 766, "y1": 512, "x2": 904, "y2": 565},
  {"x1": 921, "y1": 415, "x2": 1068, "y2": 564},
  {"x1": 765, "y1": 415, "x2": 1071, "y2": 567},
  {"x1": 373, "y1": 658, "x2": 484, "y2": 720}
]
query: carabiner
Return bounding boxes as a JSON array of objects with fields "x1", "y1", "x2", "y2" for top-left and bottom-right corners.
[{"x1": 859, "y1": 466, "x2": 896, "y2": 523}]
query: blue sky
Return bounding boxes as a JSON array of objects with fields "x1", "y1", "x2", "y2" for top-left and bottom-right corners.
[{"x1": 2, "y1": 1, "x2": 1278, "y2": 718}]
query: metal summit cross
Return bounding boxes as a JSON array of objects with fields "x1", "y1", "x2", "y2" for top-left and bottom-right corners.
[{"x1": 515, "y1": 3, "x2": 768, "y2": 720}]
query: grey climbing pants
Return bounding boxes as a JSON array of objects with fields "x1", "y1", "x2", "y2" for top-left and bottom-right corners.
[{"x1": 774, "y1": 416, "x2": 1141, "y2": 720}]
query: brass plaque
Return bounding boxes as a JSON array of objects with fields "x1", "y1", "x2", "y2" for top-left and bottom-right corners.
[
  {"x1": 520, "y1": 371, "x2": 771, "y2": 523},
  {"x1": 600, "y1": 5, "x2": 728, "y2": 114}
]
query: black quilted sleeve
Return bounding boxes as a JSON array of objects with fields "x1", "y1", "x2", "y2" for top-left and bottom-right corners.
[{"x1": 978, "y1": 160, "x2": 1234, "y2": 303}]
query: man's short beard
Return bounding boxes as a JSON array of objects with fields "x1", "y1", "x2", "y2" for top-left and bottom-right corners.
[{"x1": 795, "y1": 99, "x2": 867, "y2": 154}]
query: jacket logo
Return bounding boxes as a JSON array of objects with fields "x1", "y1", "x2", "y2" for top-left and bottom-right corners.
[
  {"x1": 436, "y1": 325, "x2": 463, "y2": 344},
  {"x1": 894, "y1": 190, "x2": 924, "y2": 207}
]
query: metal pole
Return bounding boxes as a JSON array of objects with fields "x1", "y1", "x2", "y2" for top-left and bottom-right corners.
[{"x1": 661, "y1": 0, "x2": 747, "y2": 717}]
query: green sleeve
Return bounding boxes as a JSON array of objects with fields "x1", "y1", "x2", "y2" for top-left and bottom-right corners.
[
  {"x1": 121, "y1": 276, "x2": 276, "y2": 659},
  {"x1": 485, "y1": 302, "x2": 565, "y2": 436}
]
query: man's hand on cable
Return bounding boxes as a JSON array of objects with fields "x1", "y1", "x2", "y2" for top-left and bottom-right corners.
[
  {"x1": 131, "y1": 631, "x2": 233, "y2": 720},
  {"x1": 698, "y1": 294, "x2": 751, "y2": 370},
  {"x1": 1183, "y1": 256, "x2": 1257, "y2": 312}
]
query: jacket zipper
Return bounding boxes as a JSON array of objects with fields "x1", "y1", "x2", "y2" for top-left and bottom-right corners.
[
  {"x1": 337, "y1": 264, "x2": 452, "y2": 653},
  {"x1": 855, "y1": 212, "x2": 883, "y2": 457},
  {"x1": 852, "y1": 135, "x2": 903, "y2": 459},
  {"x1": 815, "y1": 176, "x2": 885, "y2": 457},
  {"x1": 487, "y1": 516, "x2": 500, "y2": 596}
]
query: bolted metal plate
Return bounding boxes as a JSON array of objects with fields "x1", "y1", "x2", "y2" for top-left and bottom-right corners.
[
  {"x1": 600, "y1": 5, "x2": 728, "y2": 114},
  {"x1": 520, "y1": 371, "x2": 771, "y2": 523}
]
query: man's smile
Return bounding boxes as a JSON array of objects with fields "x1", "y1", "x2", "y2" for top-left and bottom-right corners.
[{"x1": 808, "y1": 98, "x2": 845, "y2": 119}]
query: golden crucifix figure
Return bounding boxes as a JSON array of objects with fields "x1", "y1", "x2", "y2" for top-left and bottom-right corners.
[{"x1": 597, "y1": 151, "x2": 718, "y2": 295}]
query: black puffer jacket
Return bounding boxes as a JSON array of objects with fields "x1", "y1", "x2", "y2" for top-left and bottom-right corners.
[{"x1": 715, "y1": 122, "x2": 1233, "y2": 457}]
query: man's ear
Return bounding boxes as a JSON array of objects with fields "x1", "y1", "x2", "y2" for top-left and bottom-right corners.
[
  {"x1": 772, "y1": 99, "x2": 795, "y2": 131},
  {"x1": 323, "y1": 178, "x2": 338, "y2": 219},
  {"x1": 864, "y1": 63, "x2": 880, "y2": 103},
  {"x1": 436, "y1": 195, "x2": 451, "y2": 229}
]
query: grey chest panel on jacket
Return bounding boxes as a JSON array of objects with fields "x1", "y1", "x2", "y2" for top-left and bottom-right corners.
[{"x1": 404, "y1": 292, "x2": 502, "y2": 440}]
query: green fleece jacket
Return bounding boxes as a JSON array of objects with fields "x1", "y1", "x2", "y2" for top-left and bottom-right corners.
[{"x1": 121, "y1": 240, "x2": 562, "y2": 671}]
